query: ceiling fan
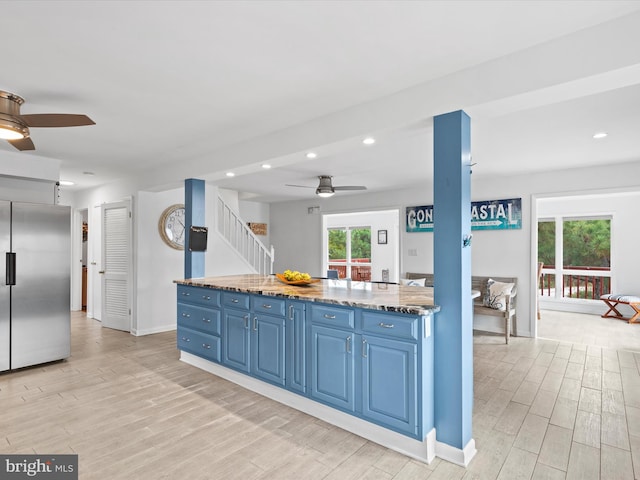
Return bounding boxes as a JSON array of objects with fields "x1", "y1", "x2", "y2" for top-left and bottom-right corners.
[
  {"x1": 286, "y1": 175, "x2": 367, "y2": 197},
  {"x1": 0, "y1": 90, "x2": 95, "y2": 151}
]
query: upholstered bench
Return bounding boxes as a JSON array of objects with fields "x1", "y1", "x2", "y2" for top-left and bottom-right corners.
[
  {"x1": 404, "y1": 272, "x2": 517, "y2": 343},
  {"x1": 600, "y1": 294, "x2": 640, "y2": 323}
]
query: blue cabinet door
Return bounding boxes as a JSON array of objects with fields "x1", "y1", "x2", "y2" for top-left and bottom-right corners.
[
  {"x1": 223, "y1": 308, "x2": 250, "y2": 372},
  {"x1": 309, "y1": 324, "x2": 355, "y2": 412},
  {"x1": 251, "y1": 313, "x2": 285, "y2": 386},
  {"x1": 285, "y1": 301, "x2": 306, "y2": 393},
  {"x1": 361, "y1": 335, "x2": 418, "y2": 436}
]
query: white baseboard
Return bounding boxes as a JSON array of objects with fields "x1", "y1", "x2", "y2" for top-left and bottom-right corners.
[
  {"x1": 133, "y1": 324, "x2": 176, "y2": 336},
  {"x1": 435, "y1": 438, "x2": 477, "y2": 467},
  {"x1": 181, "y1": 352, "x2": 439, "y2": 464}
]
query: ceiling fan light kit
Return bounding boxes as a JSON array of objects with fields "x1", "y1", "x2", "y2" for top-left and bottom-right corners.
[
  {"x1": 287, "y1": 175, "x2": 367, "y2": 197},
  {"x1": 0, "y1": 90, "x2": 95, "y2": 151},
  {"x1": 0, "y1": 92, "x2": 27, "y2": 140},
  {"x1": 0, "y1": 115, "x2": 28, "y2": 140},
  {"x1": 316, "y1": 175, "x2": 336, "y2": 197},
  {"x1": 316, "y1": 188, "x2": 335, "y2": 198}
]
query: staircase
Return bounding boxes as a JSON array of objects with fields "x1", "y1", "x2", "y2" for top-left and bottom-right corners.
[{"x1": 216, "y1": 195, "x2": 274, "y2": 275}]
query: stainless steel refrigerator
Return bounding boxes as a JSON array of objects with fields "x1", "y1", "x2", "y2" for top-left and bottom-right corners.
[{"x1": 0, "y1": 201, "x2": 71, "y2": 372}]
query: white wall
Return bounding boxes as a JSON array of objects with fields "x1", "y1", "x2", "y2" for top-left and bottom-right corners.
[
  {"x1": 136, "y1": 188, "x2": 184, "y2": 335},
  {"x1": 271, "y1": 161, "x2": 640, "y2": 338}
]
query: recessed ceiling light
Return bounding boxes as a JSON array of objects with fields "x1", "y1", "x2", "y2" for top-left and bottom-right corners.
[
  {"x1": 261, "y1": 164, "x2": 272, "y2": 169},
  {"x1": 593, "y1": 132, "x2": 608, "y2": 139},
  {"x1": 306, "y1": 152, "x2": 317, "y2": 159},
  {"x1": 226, "y1": 172, "x2": 235, "y2": 177},
  {"x1": 59, "y1": 180, "x2": 74, "y2": 186},
  {"x1": 363, "y1": 137, "x2": 376, "y2": 145}
]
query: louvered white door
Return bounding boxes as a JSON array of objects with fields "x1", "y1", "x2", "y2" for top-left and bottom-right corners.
[{"x1": 101, "y1": 200, "x2": 131, "y2": 332}]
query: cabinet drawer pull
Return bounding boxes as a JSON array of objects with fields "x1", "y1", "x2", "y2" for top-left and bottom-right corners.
[
  {"x1": 362, "y1": 338, "x2": 368, "y2": 358},
  {"x1": 378, "y1": 322, "x2": 394, "y2": 328},
  {"x1": 202, "y1": 343, "x2": 211, "y2": 349},
  {"x1": 243, "y1": 315, "x2": 249, "y2": 329},
  {"x1": 346, "y1": 335, "x2": 351, "y2": 353},
  {"x1": 324, "y1": 314, "x2": 336, "y2": 319},
  {"x1": 262, "y1": 304, "x2": 272, "y2": 309},
  {"x1": 181, "y1": 292, "x2": 190, "y2": 296},
  {"x1": 253, "y1": 316, "x2": 258, "y2": 331},
  {"x1": 202, "y1": 295, "x2": 211, "y2": 300},
  {"x1": 289, "y1": 305, "x2": 294, "y2": 320},
  {"x1": 231, "y1": 298, "x2": 239, "y2": 303},
  {"x1": 202, "y1": 318, "x2": 211, "y2": 323},
  {"x1": 181, "y1": 337, "x2": 190, "y2": 342},
  {"x1": 182, "y1": 313, "x2": 190, "y2": 318}
]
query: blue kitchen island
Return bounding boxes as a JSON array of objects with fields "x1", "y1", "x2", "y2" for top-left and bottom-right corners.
[{"x1": 174, "y1": 274, "x2": 444, "y2": 464}]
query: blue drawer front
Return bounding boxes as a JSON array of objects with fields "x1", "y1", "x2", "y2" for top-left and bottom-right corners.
[
  {"x1": 310, "y1": 304, "x2": 354, "y2": 329},
  {"x1": 222, "y1": 291, "x2": 250, "y2": 310},
  {"x1": 177, "y1": 303, "x2": 221, "y2": 336},
  {"x1": 252, "y1": 296, "x2": 286, "y2": 316},
  {"x1": 361, "y1": 311, "x2": 418, "y2": 341},
  {"x1": 177, "y1": 327, "x2": 221, "y2": 362},
  {"x1": 177, "y1": 285, "x2": 220, "y2": 307}
]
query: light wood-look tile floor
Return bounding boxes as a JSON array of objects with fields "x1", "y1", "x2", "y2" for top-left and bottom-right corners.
[{"x1": 1, "y1": 311, "x2": 640, "y2": 479}]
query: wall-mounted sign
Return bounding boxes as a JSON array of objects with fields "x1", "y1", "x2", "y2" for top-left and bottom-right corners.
[
  {"x1": 406, "y1": 197, "x2": 522, "y2": 232},
  {"x1": 248, "y1": 222, "x2": 267, "y2": 236}
]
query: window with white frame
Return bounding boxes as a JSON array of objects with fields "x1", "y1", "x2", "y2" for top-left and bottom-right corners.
[
  {"x1": 327, "y1": 226, "x2": 371, "y2": 280},
  {"x1": 538, "y1": 216, "x2": 611, "y2": 301}
]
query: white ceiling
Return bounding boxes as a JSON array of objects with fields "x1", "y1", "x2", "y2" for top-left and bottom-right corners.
[{"x1": 1, "y1": 1, "x2": 640, "y2": 202}]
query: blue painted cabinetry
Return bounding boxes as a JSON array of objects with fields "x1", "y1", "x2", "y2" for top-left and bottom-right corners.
[
  {"x1": 176, "y1": 285, "x2": 222, "y2": 362},
  {"x1": 360, "y1": 311, "x2": 419, "y2": 435},
  {"x1": 308, "y1": 304, "x2": 356, "y2": 411},
  {"x1": 176, "y1": 285, "x2": 429, "y2": 440},
  {"x1": 285, "y1": 300, "x2": 306, "y2": 393},
  {"x1": 221, "y1": 292, "x2": 286, "y2": 386},
  {"x1": 251, "y1": 311, "x2": 285, "y2": 386},
  {"x1": 309, "y1": 323, "x2": 355, "y2": 411},
  {"x1": 307, "y1": 304, "x2": 420, "y2": 436},
  {"x1": 362, "y1": 335, "x2": 417, "y2": 435},
  {"x1": 223, "y1": 306, "x2": 250, "y2": 371}
]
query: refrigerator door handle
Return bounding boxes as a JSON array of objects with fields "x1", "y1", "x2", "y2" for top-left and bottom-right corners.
[{"x1": 6, "y1": 252, "x2": 15, "y2": 286}]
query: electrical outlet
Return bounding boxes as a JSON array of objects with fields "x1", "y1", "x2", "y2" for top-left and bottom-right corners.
[{"x1": 408, "y1": 248, "x2": 418, "y2": 256}]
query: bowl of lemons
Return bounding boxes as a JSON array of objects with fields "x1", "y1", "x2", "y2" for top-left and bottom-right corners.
[{"x1": 276, "y1": 269, "x2": 319, "y2": 286}]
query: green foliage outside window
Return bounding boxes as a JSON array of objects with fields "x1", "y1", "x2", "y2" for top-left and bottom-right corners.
[
  {"x1": 350, "y1": 228, "x2": 371, "y2": 260},
  {"x1": 538, "y1": 218, "x2": 610, "y2": 268},
  {"x1": 328, "y1": 227, "x2": 371, "y2": 261},
  {"x1": 328, "y1": 229, "x2": 346, "y2": 260},
  {"x1": 538, "y1": 221, "x2": 555, "y2": 267},
  {"x1": 563, "y1": 219, "x2": 610, "y2": 267}
]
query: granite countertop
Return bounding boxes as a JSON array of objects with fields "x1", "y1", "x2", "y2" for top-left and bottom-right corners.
[{"x1": 175, "y1": 274, "x2": 441, "y2": 316}]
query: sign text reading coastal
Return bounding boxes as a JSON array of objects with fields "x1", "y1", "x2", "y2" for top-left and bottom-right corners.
[{"x1": 406, "y1": 198, "x2": 522, "y2": 232}]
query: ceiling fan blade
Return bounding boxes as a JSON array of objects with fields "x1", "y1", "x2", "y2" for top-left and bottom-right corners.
[
  {"x1": 8, "y1": 137, "x2": 35, "y2": 151},
  {"x1": 18, "y1": 114, "x2": 95, "y2": 128},
  {"x1": 285, "y1": 183, "x2": 315, "y2": 189},
  {"x1": 333, "y1": 186, "x2": 367, "y2": 191}
]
